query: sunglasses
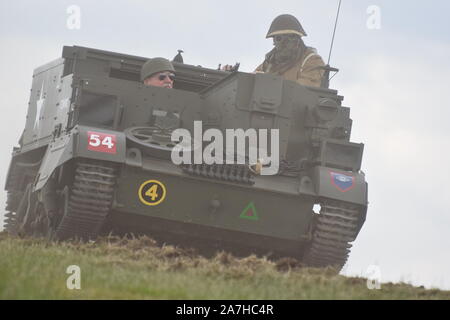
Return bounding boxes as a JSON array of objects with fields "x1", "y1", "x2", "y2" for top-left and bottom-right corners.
[
  {"x1": 157, "y1": 73, "x2": 175, "y2": 81},
  {"x1": 274, "y1": 34, "x2": 298, "y2": 42}
]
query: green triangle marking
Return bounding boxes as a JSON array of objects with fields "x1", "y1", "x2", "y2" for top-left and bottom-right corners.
[{"x1": 239, "y1": 201, "x2": 259, "y2": 221}]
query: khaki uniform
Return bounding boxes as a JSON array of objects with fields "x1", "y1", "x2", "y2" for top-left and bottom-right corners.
[{"x1": 255, "y1": 46, "x2": 325, "y2": 87}]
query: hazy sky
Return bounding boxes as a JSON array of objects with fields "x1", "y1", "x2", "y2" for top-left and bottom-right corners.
[{"x1": 1, "y1": 0, "x2": 449, "y2": 290}]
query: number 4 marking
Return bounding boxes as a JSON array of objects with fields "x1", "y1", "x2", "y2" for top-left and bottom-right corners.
[{"x1": 145, "y1": 184, "x2": 159, "y2": 201}]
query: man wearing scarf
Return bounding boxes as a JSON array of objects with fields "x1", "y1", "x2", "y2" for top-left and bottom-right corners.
[{"x1": 255, "y1": 14, "x2": 325, "y2": 88}]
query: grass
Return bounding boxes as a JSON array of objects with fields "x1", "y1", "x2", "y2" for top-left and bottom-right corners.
[{"x1": 0, "y1": 231, "x2": 448, "y2": 300}]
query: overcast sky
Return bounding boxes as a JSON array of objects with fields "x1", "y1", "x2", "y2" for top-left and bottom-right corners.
[{"x1": 1, "y1": 0, "x2": 449, "y2": 291}]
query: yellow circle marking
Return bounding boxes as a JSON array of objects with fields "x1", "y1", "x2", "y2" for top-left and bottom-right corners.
[{"x1": 138, "y1": 180, "x2": 167, "y2": 206}]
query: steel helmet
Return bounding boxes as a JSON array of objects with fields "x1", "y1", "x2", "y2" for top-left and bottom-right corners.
[
  {"x1": 266, "y1": 14, "x2": 307, "y2": 38},
  {"x1": 141, "y1": 57, "x2": 175, "y2": 81}
]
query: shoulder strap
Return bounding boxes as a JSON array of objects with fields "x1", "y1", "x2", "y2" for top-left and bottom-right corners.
[{"x1": 301, "y1": 52, "x2": 319, "y2": 72}]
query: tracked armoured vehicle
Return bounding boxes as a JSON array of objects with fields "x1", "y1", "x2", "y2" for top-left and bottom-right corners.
[{"x1": 4, "y1": 46, "x2": 368, "y2": 269}]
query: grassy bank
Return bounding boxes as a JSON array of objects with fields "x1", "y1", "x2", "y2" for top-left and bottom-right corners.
[{"x1": 0, "y1": 232, "x2": 448, "y2": 300}]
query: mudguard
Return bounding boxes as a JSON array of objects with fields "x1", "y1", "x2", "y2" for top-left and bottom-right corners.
[
  {"x1": 34, "y1": 125, "x2": 126, "y2": 191},
  {"x1": 313, "y1": 165, "x2": 368, "y2": 206}
]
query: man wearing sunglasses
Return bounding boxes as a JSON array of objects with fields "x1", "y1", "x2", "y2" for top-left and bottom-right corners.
[
  {"x1": 255, "y1": 14, "x2": 325, "y2": 88},
  {"x1": 141, "y1": 57, "x2": 176, "y2": 89}
]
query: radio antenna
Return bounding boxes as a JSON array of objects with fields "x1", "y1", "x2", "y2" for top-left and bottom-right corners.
[
  {"x1": 321, "y1": 0, "x2": 342, "y2": 88},
  {"x1": 327, "y1": 0, "x2": 342, "y2": 65}
]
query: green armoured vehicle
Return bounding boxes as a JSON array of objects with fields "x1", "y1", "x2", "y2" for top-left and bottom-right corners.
[{"x1": 4, "y1": 46, "x2": 368, "y2": 269}]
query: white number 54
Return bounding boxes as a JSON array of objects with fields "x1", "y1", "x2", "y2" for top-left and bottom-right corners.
[{"x1": 89, "y1": 134, "x2": 114, "y2": 149}]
